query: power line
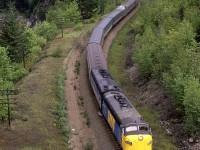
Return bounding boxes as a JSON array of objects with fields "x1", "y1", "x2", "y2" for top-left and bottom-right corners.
[{"x1": 0, "y1": 89, "x2": 19, "y2": 126}]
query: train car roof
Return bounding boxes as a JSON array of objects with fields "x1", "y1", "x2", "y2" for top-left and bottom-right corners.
[
  {"x1": 87, "y1": 43, "x2": 107, "y2": 70},
  {"x1": 116, "y1": 5, "x2": 125, "y2": 11},
  {"x1": 91, "y1": 69, "x2": 120, "y2": 93},
  {"x1": 89, "y1": 27, "x2": 104, "y2": 45},
  {"x1": 103, "y1": 91, "x2": 143, "y2": 126},
  {"x1": 96, "y1": 17, "x2": 113, "y2": 29},
  {"x1": 123, "y1": 0, "x2": 137, "y2": 7},
  {"x1": 106, "y1": 9, "x2": 123, "y2": 19}
]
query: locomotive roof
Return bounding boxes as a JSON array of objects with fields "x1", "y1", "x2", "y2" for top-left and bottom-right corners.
[
  {"x1": 106, "y1": 9, "x2": 123, "y2": 19},
  {"x1": 103, "y1": 91, "x2": 143, "y2": 126},
  {"x1": 91, "y1": 69, "x2": 120, "y2": 94},
  {"x1": 87, "y1": 43, "x2": 107, "y2": 70}
]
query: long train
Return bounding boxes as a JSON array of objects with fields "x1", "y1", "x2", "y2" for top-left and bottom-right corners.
[{"x1": 86, "y1": 0, "x2": 153, "y2": 149}]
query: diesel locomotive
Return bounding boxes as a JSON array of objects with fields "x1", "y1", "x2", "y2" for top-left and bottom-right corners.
[{"x1": 87, "y1": 0, "x2": 153, "y2": 149}]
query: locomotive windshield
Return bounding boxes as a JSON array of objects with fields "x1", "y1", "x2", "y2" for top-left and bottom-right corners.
[{"x1": 125, "y1": 124, "x2": 150, "y2": 135}]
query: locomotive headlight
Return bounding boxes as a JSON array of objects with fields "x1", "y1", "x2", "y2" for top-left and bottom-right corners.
[
  {"x1": 138, "y1": 136, "x2": 143, "y2": 141},
  {"x1": 125, "y1": 141, "x2": 132, "y2": 145}
]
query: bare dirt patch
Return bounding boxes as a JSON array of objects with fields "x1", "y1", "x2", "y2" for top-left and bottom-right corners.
[{"x1": 65, "y1": 33, "x2": 98, "y2": 150}]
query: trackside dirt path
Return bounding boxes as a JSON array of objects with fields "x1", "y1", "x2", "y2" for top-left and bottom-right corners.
[
  {"x1": 65, "y1": 34, "x2": 98, "y2": 150},
  {"x1": 66, "y1": 4, "x2": 140, "y2": 150}
]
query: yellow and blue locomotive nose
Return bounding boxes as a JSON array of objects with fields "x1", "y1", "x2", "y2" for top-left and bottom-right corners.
[{"x1": 122, "y1": 134, "x2": 153, "y2": 150}]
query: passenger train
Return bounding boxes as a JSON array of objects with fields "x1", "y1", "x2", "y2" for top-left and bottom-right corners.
[{"x1": 87, "y1": 0, "x2": 153, "y2": 149}]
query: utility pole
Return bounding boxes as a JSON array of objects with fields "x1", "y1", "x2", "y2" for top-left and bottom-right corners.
[
  {"x1": 0, "y1": 89, "x2": 19, "y2": 126},
  {"x1": 57, "y1": 17, "x2": 65, "y2": 38}
]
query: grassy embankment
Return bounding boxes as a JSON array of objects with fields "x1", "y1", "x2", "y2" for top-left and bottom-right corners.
[
  {"x1": 108, "y1": 14, "x2": 177, "y2": 150},
  {"x1": 0, "y1": 25, "x2": 93, "y2": 150}
]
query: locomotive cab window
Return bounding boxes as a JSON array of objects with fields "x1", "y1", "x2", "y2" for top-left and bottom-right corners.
[
  {"x1": 124, "y1": 124, "x2": 150, "y2": 135},
  {"x1": 125, "y1": 125, "x2": 138, "y2": 132},
  {"x1": 139, "y1": 125, "x2": 149, "y2": 131}
]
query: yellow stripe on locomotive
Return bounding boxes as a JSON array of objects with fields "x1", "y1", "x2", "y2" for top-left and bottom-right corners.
[{"x1": 108, "y1": 111, "x2": 115, "y2": 131}]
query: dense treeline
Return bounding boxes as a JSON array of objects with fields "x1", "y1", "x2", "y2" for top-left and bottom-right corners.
[
  {"x1": 0, "y1": 0, "x2": 121, "y2": 18},
  {"x1": 0, "y1": 0, "x2": 39, "y2": 15},
  {"x1": 132, "y1": 0, "x2": 200, "y2": 135}
]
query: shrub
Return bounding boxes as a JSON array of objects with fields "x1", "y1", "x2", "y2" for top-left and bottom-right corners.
[
  {"x1": 85, "y1": 138, "x2": 93, "y2": 150},
  {"x1": 12, "y1": 63, "x2": 28, "y2": 82},
  {"x1": 183, "y1": 76, "x2": 200, "y2": 135},
  {"x1": 51, "y1": 46, "x2": 63, "y2": 58},
  {"x1": 31, "y1": 46, "x2": 42, "y2": 54},
  {"x1": 36, "y1": 36, "x2": 47, "y2": 48},
  {"x1": 74, "y1": 61, "x2": 80, "y2": 75},
  {"x1": 34, "y1": 21, "x2": 58, "y2": 41},
  {"x1": 75, "y1": 22, "x2": 83, "y2": 31}
]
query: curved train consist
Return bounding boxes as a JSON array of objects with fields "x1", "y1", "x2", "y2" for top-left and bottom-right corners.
[{"x1": 87, "y1": 0, "x2": 153, "y2": 149}]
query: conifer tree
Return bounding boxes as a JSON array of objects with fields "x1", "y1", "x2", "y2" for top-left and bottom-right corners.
[{"x1": 0, "y1": 3, "x2": 23, "y2": 63}]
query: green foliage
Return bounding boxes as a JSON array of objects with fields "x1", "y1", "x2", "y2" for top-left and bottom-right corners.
[
  {"x1": 46, "y1": 1, "x2": 81, "y2": 28},
  {"x1": 0, "y1": 4, "x2": 38, "y2": 66},
  {"x1": 133, "y1": 0, "x2": 200, "y2": 134},
  {"x1": 77, "y1": 0, "x2": 98, "y2": 19},
  {"x1": 0, "y1": 47, "x2": 14, "y2": 89},
  {"x1": 0, "y1": 47, "x2": 17, "y2": 122},
  {"x1": 75, "y1": 22, "x2": 83, "y2": 31},
  {"x1": 108, "y1": 17, "x2": 177, "y2": 149},
  {"x1": 0, "y1": 3, "x2": 23, "y2": 62},
  {"x1": 134, "y1": 25, "x2": 155, "y2": 78},
  {"x1": 183, "y1": 76, "x2": 200, "y2": 135},
  {"x1": 31, "y1": 46, "x2": 42, "y2": 54},
  {"x1": 85, "y1": 138, "x2": 93, "y2": 150},
  {"x1": 54, "y1": 70, "x2": 70, "y2": 141},
  {"x1": 34, "y1": 21, "x2": 58, "y2": 41},
  {"x1": 12, "y1": 63, "x2": 28, "y2": 82},
  {"x1": 18, "y1": 28, "x2": 38, "y2": 64},
  {"x1": 36, "y1": 36, "x2": 47, "y2": 48},
  {"x1": 20, "y1": 28, "x2": 37, "y2": 50},
  {"x1": 51, "y1": 46, "x2": 63, "y2": 58},
  {"x1": 74, "y1": 60, "x2": 80, "y2": 75}
]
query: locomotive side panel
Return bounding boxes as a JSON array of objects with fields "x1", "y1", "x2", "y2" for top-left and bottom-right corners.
[{"x1": 102, "y1": 100, "x2": 122, "y2": 143}]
